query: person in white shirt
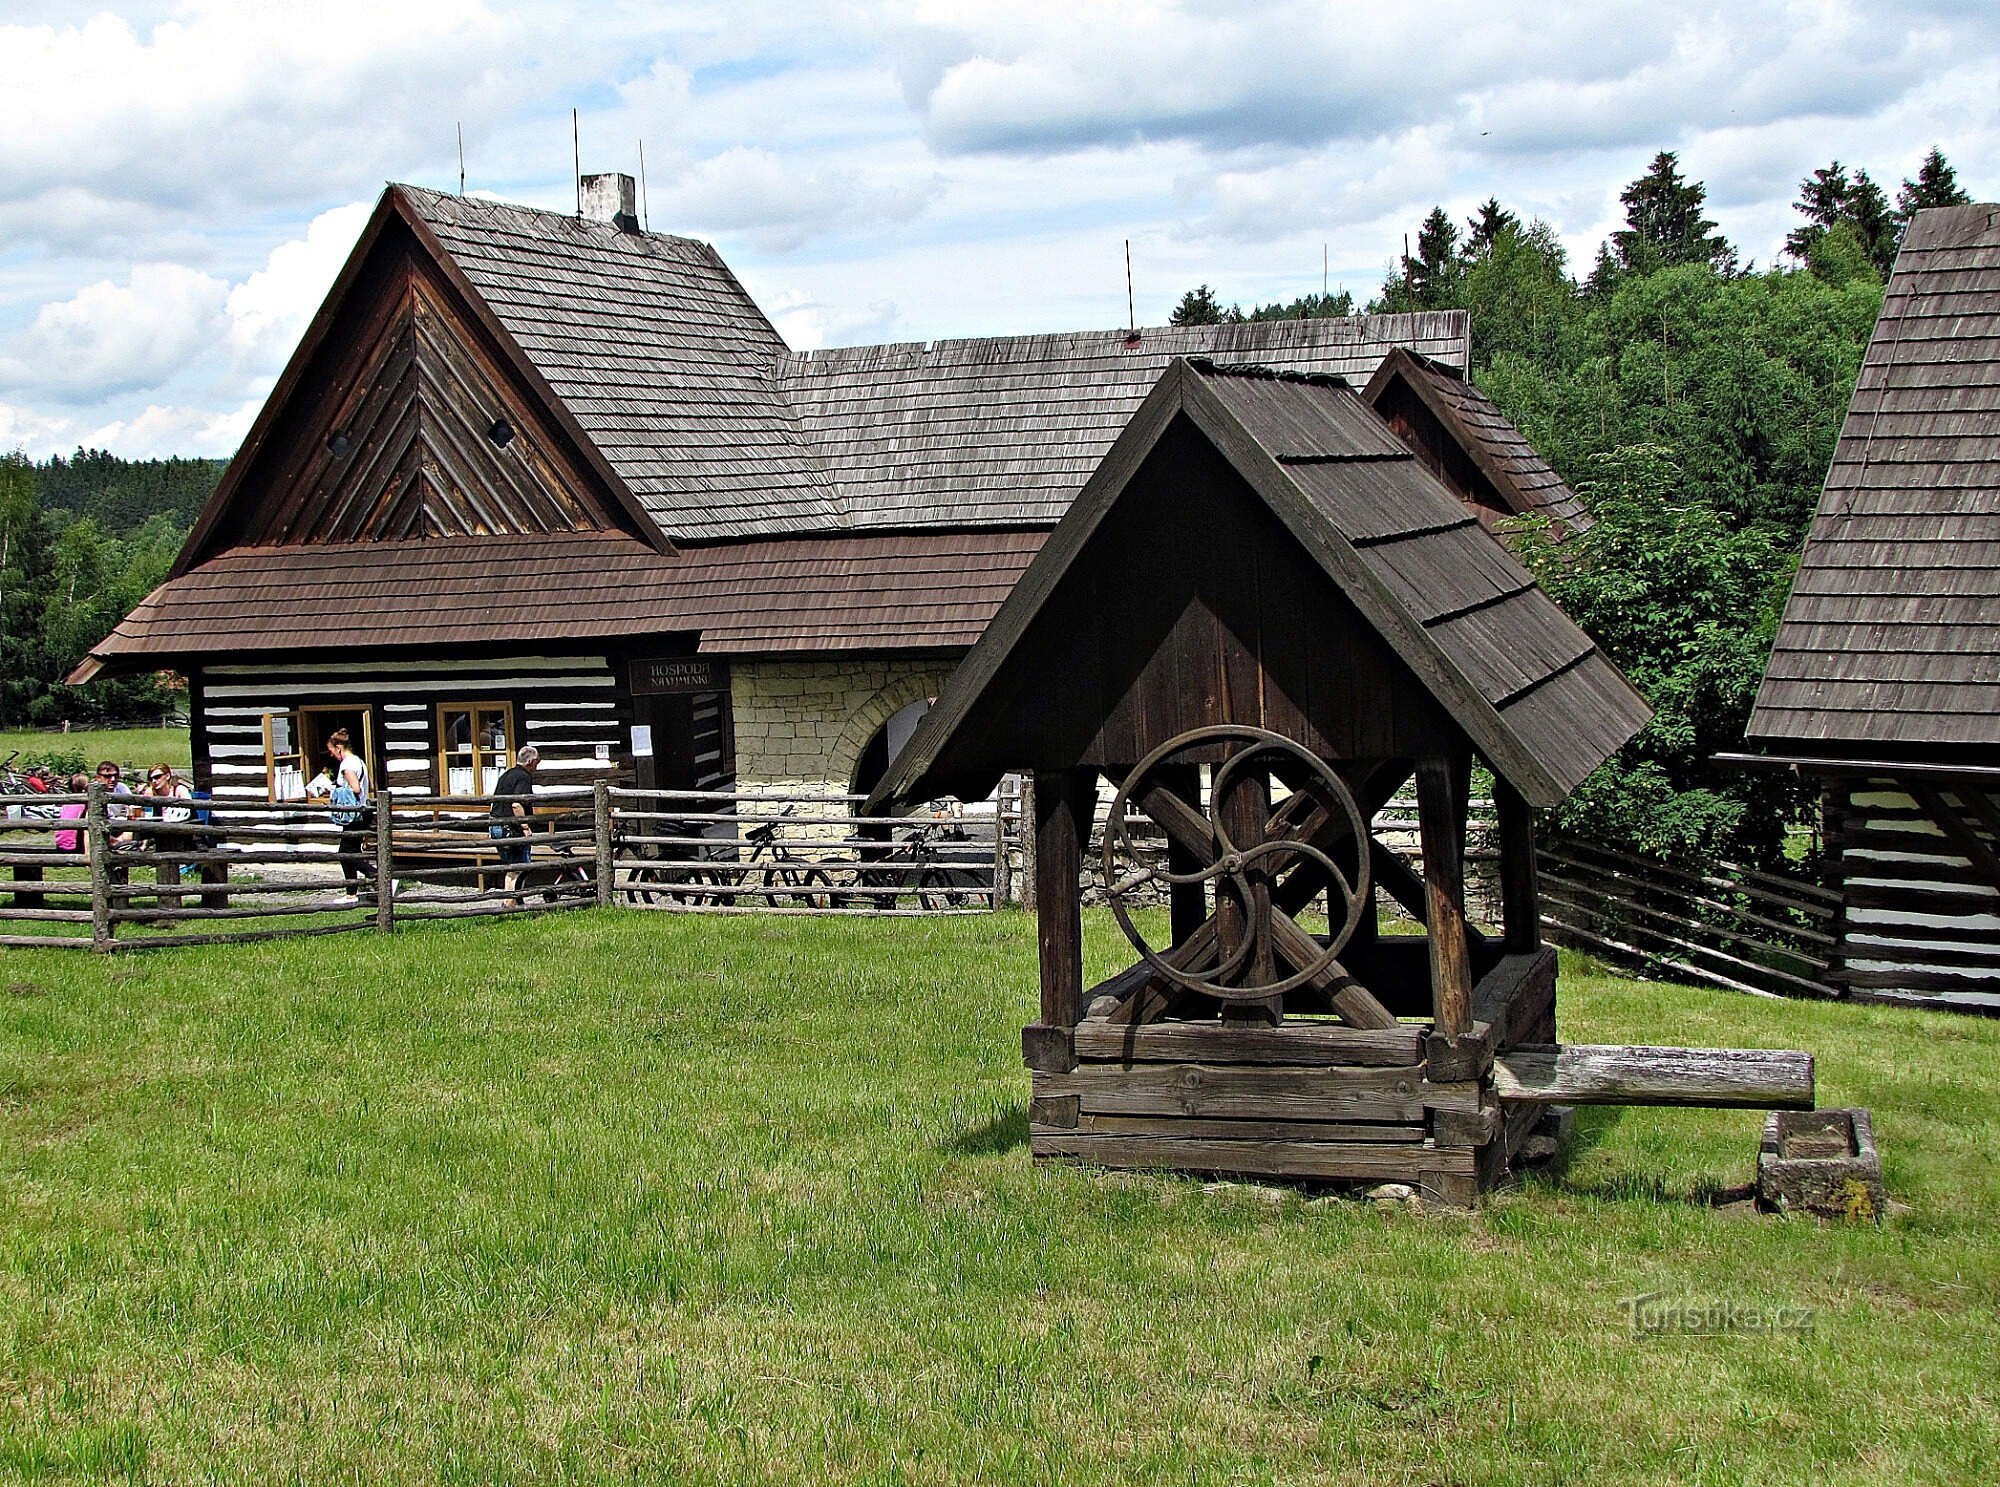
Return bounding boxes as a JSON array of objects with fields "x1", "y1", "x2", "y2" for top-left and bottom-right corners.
[{"x1": 309, "y1": 729, "x2": 376, "y2": 894}]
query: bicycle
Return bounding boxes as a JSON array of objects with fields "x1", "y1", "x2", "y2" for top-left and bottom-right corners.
[
  {"x1": 853, "y1": 817, "x2": 991, "y2": 910},
  {"x1": 618, "y1": 813, "x2": 738, "y2": 908},
  {"x1": 506, "y1": 810, "x2": 595, "y2": 907},
  {"x1": 1, "y1": 752, "x2": 62, "y2": 821},
  {"x1": 739, "y1": 806, "x2": 840, "y2": 909}
]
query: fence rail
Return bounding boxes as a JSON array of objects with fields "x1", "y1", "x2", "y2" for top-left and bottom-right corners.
[
  {"x1": 2, "y1": 781, "x2": 1846, "y2": 998},
  {"x1": 1536, "y1": 833, "x2": 1838, "y2": 1000},
  {"x1": 0, "y1": 782, "x2": 1013, "y2": 951}
]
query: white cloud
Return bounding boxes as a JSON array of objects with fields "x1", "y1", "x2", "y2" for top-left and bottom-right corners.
[
  {"x1": 665, "y1": 146, "x2": 940, "y2": 252},
  {"x1": 0, "y1": 263, "x2": 229, "y2": 400},
  {"x1": 225, "y1": 200, "x2": 372, "y2": 371},
  {"x1": 4, "y1": 0, "x2": 1999, "y2": 456}
]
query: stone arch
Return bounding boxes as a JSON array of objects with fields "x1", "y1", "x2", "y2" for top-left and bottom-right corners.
[{"x1": 833, "y1": 670, "x2": 950, "y2": 795}]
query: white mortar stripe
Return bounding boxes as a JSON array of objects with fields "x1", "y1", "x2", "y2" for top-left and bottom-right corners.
[
  {"x1": 207, "y1": 656, "x2": 610, "y2": 678},
  {"x1": 203, "y1": 677, "x2": 615, "y2": 699},
  {"x1": 1850, "y1": 906, "x2": 2000, "y2": 931},
  {"x1": 1846, "y1": 875, "x2": 2000, "y2": 898}
]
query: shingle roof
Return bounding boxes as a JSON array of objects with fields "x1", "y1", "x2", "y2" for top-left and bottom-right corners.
[
  {"x1": 1362, "y1": 348, "x2": 1591, "y2": 533},
  {"x1": 779, "y1": 314, "x2": 1472, "y2": 530},
  {"x1": 72, "y1": 529, "x2": 1041, "y2": 679},
  {"x1": 1749, "y1": 203, "x2": 2000, "y2": 751},
  {"x1": 872, "y1": 359, "x2": 1649, "y2": 812},
  {"x1": 398, "y1": 186, "x2": 842, "y2": 543}
]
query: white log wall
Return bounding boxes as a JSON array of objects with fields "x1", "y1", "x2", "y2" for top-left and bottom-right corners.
[
  {"x1": 197, "y1": 655, "x2": 626, "y2": 807},
  {"x1": 1834, "y1": 778, "x2": 2000, "y2": 1013}
]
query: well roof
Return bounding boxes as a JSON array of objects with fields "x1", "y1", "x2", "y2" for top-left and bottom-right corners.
[{"x1": 871, "y1": 359, "x2": 1649, "y2": 811}]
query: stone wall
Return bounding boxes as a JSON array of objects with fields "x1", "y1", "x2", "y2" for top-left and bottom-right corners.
[{"x1": 729, "y1": 658, "x2": 956, "y2": 796}]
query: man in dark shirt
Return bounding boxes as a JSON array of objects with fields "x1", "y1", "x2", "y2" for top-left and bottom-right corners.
[{"x1": 489, "y1": 745, "x2": 541, "y2": 903}]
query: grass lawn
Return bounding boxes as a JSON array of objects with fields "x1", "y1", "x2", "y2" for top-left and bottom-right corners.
[
  {"x1": 0, "y1": 727, "x2": 191, "y2": 776},
  {"x1": 0, "y1": 909, "x2": 1994, "y2": 1484}
]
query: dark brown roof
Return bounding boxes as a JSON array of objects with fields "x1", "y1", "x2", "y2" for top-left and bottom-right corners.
[
  {"x1": 399, "y1": 187, "x2": 842, "y2": 543},
  {"x1": 1750, "y1": 203, "x2": 2000, "y2": 752},
  {"x1": 72, "y1": 530, "x2": 1041, "y2": 677},
  {"x1": 872, "y1": 359, "x2": 1649, "y2": 811},
  {"x1": 779, "y1": 314, "x2": 1472, "y2": 530},
  {"x1": 1362, "y1": 347, "x2": 1591, "y2": 533},
  {"x1": 176, "y1": 185, "x2": 1474, "y2": 560}
]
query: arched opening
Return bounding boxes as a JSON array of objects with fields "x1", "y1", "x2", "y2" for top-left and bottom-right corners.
[{"x1": 850, "y1": 697, "x2": 933, "y2": 798}]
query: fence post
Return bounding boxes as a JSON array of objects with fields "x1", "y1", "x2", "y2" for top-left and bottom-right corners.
[
  {"x1": 374, "y1": 789, "x2": 395, "y2": 932},
  {"x1": 991, "y1": 776, "x2": 1013, "y2": 909},
  {"x1": 594, "y1": 781, "x2": 614, "y2": 909},
  {"x1": 1019, "y1": 774, "x2": 1037, "y2": 912},
  {"x1": 85, "y1": 782, "x2": 113, "y2": 953}
]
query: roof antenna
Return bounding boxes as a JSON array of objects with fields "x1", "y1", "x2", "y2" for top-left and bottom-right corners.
[
  {"x1": 456, "y1": 122, "x2": 466, "y2": 196},
  {"x1": 637, "y1": 138, "x2": 650, "y2": 231},
  {"x1": 1124, "y1": 239, "x2": 1140, "y2": 347},
  {"x1": 1322, "y1": 242, "x2": 1328, "y2": 300},
  {"x1": 572, "y1": 107, "x2": 581, "y2": 216}
]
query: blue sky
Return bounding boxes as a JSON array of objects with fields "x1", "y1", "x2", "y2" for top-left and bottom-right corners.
[{"x1": 1, "y1": 0, "x2": 1994, "y2": 459}]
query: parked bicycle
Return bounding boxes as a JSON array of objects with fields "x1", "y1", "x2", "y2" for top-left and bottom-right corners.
[
  {"x1": 1, "y1": 752, "x2": 62, "y2": 821},
  {"x1": 855, "y1": 817, "x2": 991, "y2": 910},
  {"x1": 739, "y1": 806, "x2": 840, "y2": 909},
  {"x1": 507, "y1": 809, "x2": 596, "y2": 906},
  {"x1": 619, "y1": 812, "x2": 738, "y2": 908}
]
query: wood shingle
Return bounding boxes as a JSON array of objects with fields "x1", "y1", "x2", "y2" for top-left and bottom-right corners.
[{"x1": 1750, "y1": 203, "x2": 2000, "y2": 752}]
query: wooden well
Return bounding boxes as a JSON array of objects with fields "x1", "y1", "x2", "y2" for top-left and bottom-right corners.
[{"x1": 868, "y1": 358, "x2": 1809, "y2": 1202}]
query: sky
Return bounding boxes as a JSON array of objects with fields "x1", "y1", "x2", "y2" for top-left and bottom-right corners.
[{"x1": 1, "y1": 0, "x2": 1994, "y2": 461}]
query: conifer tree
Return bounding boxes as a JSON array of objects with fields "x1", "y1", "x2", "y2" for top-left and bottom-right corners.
[{"x1": 1610, "y1": 151, "x2": 1735, "y2": 274}]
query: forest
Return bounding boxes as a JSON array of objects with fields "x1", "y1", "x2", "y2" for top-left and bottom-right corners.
[
  {"x1": 0, "y1": 450, "x2": 221, "y2": 729},
  {"x1": 1173, "y1": 148, "x2": 1974, "y2": 867}
]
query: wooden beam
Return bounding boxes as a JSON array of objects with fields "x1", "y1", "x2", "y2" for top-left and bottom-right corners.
[
  {"x1": 1417, "y1": 756, "x2": 1473, "y2": 1036},
  {"x1": 1033, "y1": 770, "x2": 1094, "y2": 1031},
  {"x1": 1142, "y1": 765, "x2": 1211, "y2": 946},
  {"x1": 1215, "y1": 755, "x2": 1280, "y2": 1024},
  {"x1": 1492, "y1": 1044, "x2": 1814, "y2": 1109},
  {"x1": 1495, "y1": 777, "x2": 1540, "y2": 954},
  {"x1": 1909, "y1": 780, "x2": 2000, "y2": 893}
]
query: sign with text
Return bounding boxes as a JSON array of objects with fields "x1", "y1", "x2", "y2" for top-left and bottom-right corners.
[{"x1": 631, "y1": 657, "x2": 729, "y2": 697}]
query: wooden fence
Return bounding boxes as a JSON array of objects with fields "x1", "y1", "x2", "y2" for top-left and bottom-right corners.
[
  {"x1": 2, "y1": 781, "x2": 1844, "y2": 998},
  {"x1": 604, "y1": 787, "x2": 1007, "y2": 916},
  {"x1": 0, "y1": 783, "x2": 1012, "y2": 951},
  {"x1": 1536, "y1": 834, "x2": 1839, "y2": 1000}
]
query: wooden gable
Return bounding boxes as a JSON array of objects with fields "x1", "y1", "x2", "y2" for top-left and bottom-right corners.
[
  {"x1": 938, "y1": 413, "x2": 1461, "y2": 776},
  {"x1": 179, "y1": 196, "x2": 663, "y2": 571},
  {"x1": 1362, "y1": 347, "x2": 1591, "y2": 537}
]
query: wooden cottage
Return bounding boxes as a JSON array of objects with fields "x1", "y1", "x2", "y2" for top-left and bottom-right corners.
[
  {"x1": 1744, "y1": 202, "x2": 2000, "y2": 1015},
  {"x1": 871, "y1": 358, "x2": 1665, "y2": 1198},
  {"x1": 75, "y1": 176, "x2": 1493, "y2": 811}
]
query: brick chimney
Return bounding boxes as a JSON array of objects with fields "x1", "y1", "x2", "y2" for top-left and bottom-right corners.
[{"x1": 580, "y1": 172, "x2": 639, "y2": 232}]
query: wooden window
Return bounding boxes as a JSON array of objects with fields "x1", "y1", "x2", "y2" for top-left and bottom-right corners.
[
  {"x1": 265, "y1": 710, "x2": 306, "y2": 800},
  {"x1": 437, "y1": 702, "x2": 515, "y2": 796},
  {"x1": 263, "y1": 706, "x2": 377, "y2": 801}
]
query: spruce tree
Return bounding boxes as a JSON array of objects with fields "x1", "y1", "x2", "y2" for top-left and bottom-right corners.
[
  {"x1": 1464, "y1": 197, "x2": 1519, "y2": 258},
  {"x1": 1610, "y1": 151, "x2": 1734, "y2": 274},
  {"x1": 1895, "y1": 147, "x2": 1971, "y2": 231}
]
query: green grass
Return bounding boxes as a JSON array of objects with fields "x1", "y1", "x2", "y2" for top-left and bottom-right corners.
[
  {"x1": 0, "y1": 909, "x2": 1994, "y2": 1484},
  {"x1": 0, "y1": 727, "x2": 191, "y2": 776}
]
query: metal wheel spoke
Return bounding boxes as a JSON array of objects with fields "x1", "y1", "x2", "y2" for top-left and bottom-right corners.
[{"x1": 1102, "y1": 724, "x2": 1374, "y2": 1003}]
